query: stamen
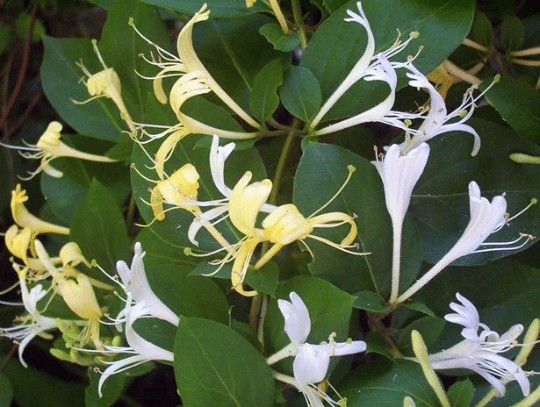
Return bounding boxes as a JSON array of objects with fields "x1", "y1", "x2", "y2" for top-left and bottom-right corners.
[{"x1": 309, "y1": 165, "x2": 356, "y2": 218}]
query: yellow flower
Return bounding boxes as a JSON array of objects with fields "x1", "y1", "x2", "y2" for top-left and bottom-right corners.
[
  {"x1": 4, "y1": 225, "x2": 61, "y2": 271},
  {"x1": 74, "y1": 40, "x2": 136, "y2": 133},
  {"x1": 2, "y1": 121, "x2": 117, "y2": 180},
  {"x1": 11, "y1": 184, "x2": 70, "y2": 236},
  {"x1": 246, "y1": 0, "x2": 256, "y2": 7}
]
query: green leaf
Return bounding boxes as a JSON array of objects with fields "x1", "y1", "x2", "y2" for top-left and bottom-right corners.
[
  {"x1": 85, "y1": 369, "x2": 126, "y2": 407},
  {"x1": 263, "y1": 276, "x2": 355, "y2": 376},
  {"x1": 301, "y1": 0, "x2": 474, "y2": 122},
  {"x1": 280, "y1": 65, "x2": 322, "y2": 122},
  {"x1": 403, "y1": 301, "x2": 435, "y2": 317},
  {"x1": 365, "y1": 331, "x2": 393, "y2": 359},
  {"x1": 339, "y1": 359, "x2": 439, "y2": 407},
  {"x1": 0, "y1": 374, "x2": 13, "y2": 407},
  {"x1": 397, "y1": 316, "x2": 446, "y2": 355},
  {"x1": 15, "y1": 13, "x2": 45, "y2": 42},
  {"x1": 446, "y1": 380, "x2": 475, "y2": 407},
  {"x1": 249, "y1": 59, "x2": 284, "y2": 122},
  {"x1": 136, "y1": 228, "x2": 229, "y2": 324},
  {"x1": 501, "y1": 16, "x2": 524, "y2": 51},
  {"x1": 245, "y1": 262, "x2": 279, "y2": 297},
  {"x1": 174, "y1": 317, "x2": 274, "y2": 407},
  {"x1": 0, "y1": 24, "x2": 15, "y2": 54},
  {"x1": 482, "y1": 78, "x2": 540, "y2": 143},
  {"x1": 70, "y1": 179, "x2": 130, "y2": 270},
  {"x1": 293, "y1": 143, "x2": 422, "y2": 295},
  {"x1": 470, "y1": 11, "x2": 492, "y2": 47},
  {"x1": 353, "y1": 291, "x2": 388, "y2": 312},
  {"x1": 323, "y1": 0, "x2": 348, "y2": 13},
  {"x1": 412, "y1": 118, "x2": 540, "y2": 265},
  {"x1": 140, "y1": 0, "x2": 270, "y2": 17},
  {"x1": 259, "y1": 23, "x2": 300, "y2": 52}
]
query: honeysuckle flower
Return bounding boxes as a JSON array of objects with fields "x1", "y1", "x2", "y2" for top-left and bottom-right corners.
[
  {"x1": 130, "y1": 4, "x2": 259, "y2": 143},
  {"x1": 4, "y1": 225, "x2": 58, "y2": 271},
  {"x1": 11, "y1": 184, "x2": 70, "y2": 237},
  {"x1": 74, "y1": 40, "x2": 136, "y2": 133},
  {"x1": 112, "y1": 242, "x2": 179, "y2": 326},
  {"x1": 427, "y1": 293, "x2": 530, "y2": 397},
  {"x1": 396, "y1": 181, "x2": 534, "y2": 303},
  {"x1": 0, "y1": 277, "x2": 58, "y2": 368},
  {"x1": 94, "y1": 294, "x2": 174, "y2": 397},
  {"x1": 372, "y1": 142, "x2": 430, "y2": 303},
  {"x1": 1, "y1": 121, "x2": 117, "y2": 180},
  {"x1": 268, "y1": 292, "x2": 366, "y2": 407},
  {"x1": 311, "y1": 2, "x2": 418, "y2": 134}
]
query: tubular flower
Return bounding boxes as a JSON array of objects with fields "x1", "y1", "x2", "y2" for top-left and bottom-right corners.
[
  {"x1": 95, "y1": 294, "x2": 174, "y2": 397},
  {"x1": 74, "y1": 40, "x2": 136, "y2": 132},
  {"x1": 268, "y1": 292, "x2": 366, "y2": 407},
  {"x1": 1, "y1": 121, "x2": 117, "y2": 180},
  {"x1": 113, "y1": 242, "x2": 179, "y2": 326},
  {"x1": 311, "y1": 1, "x2": 418, "y2": 134},
  {"x1": 372, "y1": 143, "x2": 430, "y2": 303},
  {"x1": 0, "y1": 275, "x2": 59, "y2": 368},
  {"x1": 396, "y1": 181, "x2": 534, "y2": 303},
  {"x1": 427, "y1": 293, "x2": 530, "y2": 397},
  {"x1": 130, "y1": 4, "x2": 259, "y2": 142},
  {"x1": 11, "y1": 184, "x2": 70, "y2": 237}
]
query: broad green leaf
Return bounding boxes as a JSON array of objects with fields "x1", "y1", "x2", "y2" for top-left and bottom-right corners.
[
  {"x1": 244, "y1": 262, "x2": 279, "y2": 297},
  {"x1": 397, "y1": 316, "x2": 446, "y2": 355},
  {"x1": 501, "y1": 16, "x2": 524, "y2": 51},
  {"x1": 482, "y1": 78, "x2": 540, "y2": 143},
  {"x1": 280, "y1": 65, "x2": 322, "y2": 122},
  {"x1": 0, "y1": 374, "x2": 13, "y2": 407},
  {"x1": 323, "y1": 0, "x2": 348, "y2": 13},
  {"x1": 263, "y1": 276, "x2": 355, "y2": 376},
  {"x1": 470, "y1": 11, "x2": 492, "y2": 47},
  {"x1": 136, "y1": 228, "x2": 229, "y2": 324},
  {"x1": 339, "y1": 359, "x2": 439, "y2": 407},
  {"x1": 193, "y1": 14, "x2": 281, "y2": 115},
  {"x1": 70, "y1": 179, "x2": 130, "y2": 271},
  {"x1": 403, "y1": 301, "x2": 435, "y2": 317},
  {"x1": 85, "y1": 369, "x2": 125, "y2": 407},
  {"x1": 141, "y1": 0, "x2": 270, "y2": 17},
  {"x1": 447, "y1": 380, "x2": 475, "y2": 407},
  {"x1": 259, "y1": 23, "x2": 300, "y2": 52},
  {"x1": 293, "y1": 143, "x2": 422, "y2": 295},
  {"x1": 301, "y1": 0, "x2": 474, "y2": 121},
  {"x1": 174, "y1": 317, "x2": 274, "y2": 407},
  {"x1": 412, "y1": 118, "x2": 540, "y2": 265},
  {"x1": 15, "y1": 13, "x2": 45, "y2": 42},
  {"x1": 249, "y1": 59, "x2": 284, "y2": 122},
  {"x1": 365, "y1": 331, "x2": 393, "y2": 359},
  {"x1": 353, "y1": 291, "x2": 388, "y2": 312}
]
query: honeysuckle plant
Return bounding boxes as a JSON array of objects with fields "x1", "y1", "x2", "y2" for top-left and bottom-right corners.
[{"x1": 2, "y1": 0, "x2": 540, "y2": 406}]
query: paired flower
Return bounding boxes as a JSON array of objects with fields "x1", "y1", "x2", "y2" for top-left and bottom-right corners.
[
  {"x1": 396, "y1": 181, "x2": 534, "y2": 303},
  {"x1": 267, "y1": 292, "x2": 366, "y2": 407},
  {"x1": 427, "y1": 293, "x2": 530, "y2": 397}
]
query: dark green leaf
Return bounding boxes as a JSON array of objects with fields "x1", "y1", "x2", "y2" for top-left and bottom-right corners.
[
  {"x1": 482, "y1": 78, "x2": 540, "y2": 143},
  {"x1": 140, "y1": 0, "x2": 270, "y2": 17},
  {"x1": 501, "y1": 16, "x2": 524, "y2": 51},
  {"x1": 365, "y1": 331, "x2": 394, "y2": 359},
  {"x1": 174, "y1": 317, "x2": 274, "y2": 407},
  {"x1": 259, "y1": 23, "x2": 300, "y2": 52},
  {"x1": 0, "y1": 24, "x2": 15, "y2": 54},
  {"x1": 397, "y1": 316, "x2": 446, "y2": 355},
  {"x1": 353, "y1": 291, "x2": 388, "y2": 312},
  {"x1": 470, "y1": 11, "x2": 492, "y2": 47},
  {"x1": 0, "y1": 374, "x2": 13, "y2": 407},
  {"x1": 249, "y1": 59, "x2": 284, "y2": 122},
  {"x1": 85, "y1": 369, "x2": 125, "y2": 407},
  {"x1": 70, "y1": 179, "x2": 130, "y2": 270},
  {"x1": 447, "y1": 380, "x2": 475, "y2": 407},
  {"x1": 280, "y1": 65, "x2": 322, "y2": 122},
  {"x1": 339, "y1": 359, "x2": 439, "y2": 407},
  {"x1": 403, "y1": 301, "x2": 435, "y2": 317},
  {"x1": 245, "y1": 262, "x2": 279, "y2": 297}
]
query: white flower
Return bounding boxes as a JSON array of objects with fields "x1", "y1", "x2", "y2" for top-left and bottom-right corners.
[
  {"x1": 428, "y1": 293, "x2": 530, "y2": 397},
  {"x1": 269, "y1": 292, "x2": 366, "y2": 406},
  {"x1": 114, "y1": 243, "x2": 179, "y2": 326},
  {"x1": 396, "y1": 181, "x2": 533, "y2": 303},
  {"x1": 0, "y1": 279, "x2": 58, "y2": 368},
  {"x1": 373, "y1": 142, "x2": 430, "y2": 303},
  {"x1": 96, "y1": 294, "x2": 174, "y2": 397}
]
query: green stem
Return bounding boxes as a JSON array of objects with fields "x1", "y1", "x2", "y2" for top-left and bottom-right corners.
[
  {"x1": 126, "y1": 193, "x2": 137, "y2": 235},
  {"x1": 291, "y1": 0, "x2": 308, "y2": 50}
]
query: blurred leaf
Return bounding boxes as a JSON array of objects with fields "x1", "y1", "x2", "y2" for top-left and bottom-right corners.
[
  {"x1": 174, "y1": 317, "x2": 274, "y2": 407},
  {"x1": 469, "y1": 11, "x2": 492, "y2": 47},
  {"x1": 70, "y1": 179, "x2": 130, "y2": 270},
  {"x1": 15, "y1": 13, "x2": 45, "y2": 42},
  {"x1": 339, "y1": 359, "x2": 439, "y2": 406},
  {"x1": 280, "y1": 65, "x2": 322, "y2": 122},
  {"x1": 85, "y1": 369, "x2": 125, "y2": 407},
  {"x1": 412, "y1": 118, "x2": 540, "y2": 265},
  {"x1": 353, "y1": 291, "x2": 388, "y2": 312},
  {"x1": 301, "y1": 0, "x2": 474, "y2": 122},
  {"x1": 446, "y1": 380, "x2": 475, "y2": 407},
  {"x1": 140, "y1": 0, "x2": 270, "y2": 17},
  {"x1": 0, "y1": 24, "x2": 15, "y2": 53},
  {"x1": 249, "y1": 59, "x2": 283, "y2": 123},
  {"x1": 259, "y1": 23, "x2": 300, "y2": 52},
  {"x1": 0, "y1": 374, "x2": 13, "y2": 407},
  {"x1": 482, "y1": 78, "x2": 540, "y2": 143},
  {"x1": 293, "y1": 143, "x2": 422, "y2": 295},
  {"x1": 501, "y1": 16, "x2": 524, "y2": 51}
]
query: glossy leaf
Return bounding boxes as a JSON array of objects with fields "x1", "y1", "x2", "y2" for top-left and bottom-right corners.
[
  {"x1": 174, "y1": 317, "x2": 274, "y2": 407},
  {"x1": 353, "y1": 291, "x2": 388, "y2": 312},
  {"x1": 259, "y1": 23, "x2": 300, "y2": 52},
  {"x1": 140, "y1": 0, "x2": 270, "y2": 17},
  {"x1": 280, "y1": 65, "x2": 322, "y2": 122},
  {"x1": 249, "y1": 59, "x2": 283, "y2": 123}
]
